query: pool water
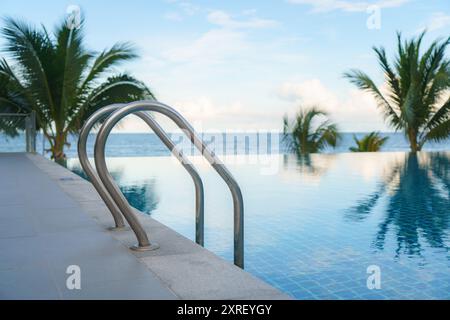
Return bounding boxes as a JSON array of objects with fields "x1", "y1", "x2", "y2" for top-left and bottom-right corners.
[{"x1": 68, "y1": 151, "x2": 450, "y2": 299}]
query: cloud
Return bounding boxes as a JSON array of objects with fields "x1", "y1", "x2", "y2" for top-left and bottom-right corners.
[
  {"x1": 422, "y1": 12, "x2": 450, "y2": 32},
  {"x1": 278, "y1": 79, "x2": 340, "y2": 109},
  {"x1": 163, "y1": 0, "x2": 201, "y2": 20},
  {"x1": 207, "y1": 10, "x2": 278, "y2": 29},
  {"x1": 162, "y1": 28, "x2": 248, "y2": 64},
  {"x1": 159, "y1": 9, "x2": 277, "y2": 65},
  {"x1": 278, "y1": 79, "x2": 388, "y2": 131},
  {"x1": 287, "y1": 0, "x2": 410, "y2": 13},
  {"x1": 163, "y1": 12, "x2": 183, "y2": 21},
  {"x1": 159, "y1": 96, "x2": 282, "y2": 131},
  {"x1": 165, "y1": 0, "x2": 200, "y2": 15},
  {"x1": 161, "y1": 10, "x2": 278, "y2": 65}
]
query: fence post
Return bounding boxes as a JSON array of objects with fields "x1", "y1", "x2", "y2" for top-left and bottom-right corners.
[
  {"x1": 30, "y1": 111, "x2": 36, "y2": 153},
  {"x1": 25, "y1": 111, "x2": 36, "y2": 153}
]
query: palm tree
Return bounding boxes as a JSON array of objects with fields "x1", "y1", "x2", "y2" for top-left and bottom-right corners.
[
  {"x1": 344, "y1": 32, "x2": 450, "y2": 152},
  {"x1": 283, "y1": 106, "x2": 341, "y2": 154},
  {"x1": 0, "y1": 16, "x2": 154, "y2": 163},
  {"x1": 349, "y1": 131, "x2": 389, "y2": 152}
]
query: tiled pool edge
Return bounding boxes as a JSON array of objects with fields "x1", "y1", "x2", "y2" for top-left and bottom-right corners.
[{"x1": 27, "y1": 153, "x2": 290, "y2": 300}]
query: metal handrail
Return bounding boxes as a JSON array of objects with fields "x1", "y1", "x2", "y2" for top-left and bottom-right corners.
[
  {"x1": 78, "y1": 104, "x2": 205, "y2": 245},
  {"x1": 78, "y1": 105, "x2": 125, "y2": 230},
  {"x1": 94, "y1": 100, "x2": 244, "y2": 268}
]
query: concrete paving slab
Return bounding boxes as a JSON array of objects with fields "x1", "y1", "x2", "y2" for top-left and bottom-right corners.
[
  {"x1": 0, "y1": 153, "x2": 177, "y2": 300},
  {"x1": 0, "y1": 264, "x2": 60, "y2": 300}
]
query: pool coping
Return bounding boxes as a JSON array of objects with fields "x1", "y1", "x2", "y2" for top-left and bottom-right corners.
[{"x1": 26, "y1": 153, "x2": 290, "y2": 300}]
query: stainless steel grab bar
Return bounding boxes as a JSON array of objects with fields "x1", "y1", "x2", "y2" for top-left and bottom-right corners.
[
  {"x1": 78, "y1": 105, "x2": 125, "y2": 230},
  {"x1": 94, "y1": 100, "x2": 244, "y2": 268},
  {"x1": 78, "y1": 104, "x2": 205, "y2": 245}
]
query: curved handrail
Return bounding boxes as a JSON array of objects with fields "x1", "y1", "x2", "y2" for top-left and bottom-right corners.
[
  {"x1": 78, "y1": 105, "x2": 125, "y2": 230},
  {"x1": 95, "y1": 100, "x2": 244, "y2": 268},
  {"x1": 78, "y1": 104, "x2": 205, "y2": 245}
]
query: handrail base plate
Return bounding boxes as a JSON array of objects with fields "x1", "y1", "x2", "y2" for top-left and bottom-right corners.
[
  {"x1": 107, "y1": 226, "x2": 128, "y2": 232},
  {"x1": 130, "y1": 243, "x2": 160, "y2": 252}
]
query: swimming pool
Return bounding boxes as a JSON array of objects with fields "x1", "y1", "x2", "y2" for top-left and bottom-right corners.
[{"x1": 68, "y1": 151, "x2": 450, "y2": 299}]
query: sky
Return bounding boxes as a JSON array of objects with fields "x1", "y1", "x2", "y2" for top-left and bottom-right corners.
[{"x1": 1, "y1": 0, "x2": 449, "y2": 132}]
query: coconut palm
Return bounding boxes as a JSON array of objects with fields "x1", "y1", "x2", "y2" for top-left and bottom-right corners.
[
  {"x1": 0, "y1": 16, "x2": 154, "y2": 163},
  {"x1": 344, "y1": 32, "x2": 450, "y2": 152},
  {"x1": 283, "y1": 106, "x2": 341, "y2": 154},
  {"x1": 349, "y1": 131, "x2": 389, "y2": 152}
]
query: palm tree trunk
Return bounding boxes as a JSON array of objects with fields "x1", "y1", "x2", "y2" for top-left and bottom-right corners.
[
  {"x1": 407, "y1": 129, "x2": 420, "y2": 152},
  {"x1": 53, "y1": 132, "x2": 67, "y2": 166}
]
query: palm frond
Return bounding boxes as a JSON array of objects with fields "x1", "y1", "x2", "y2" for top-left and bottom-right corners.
[
  {"x1": 373, "y1": 46, "x2": 402, "y2": 106},
  {"x1": 54, "y1": 18, "x2": 91, "y2": 124},
  {"x1": 1, "y1": 17, "x2": 56, "y2": 117},
  {"x1": 0, "y1": 59, "x2": 28, "y2": 112},
  {"x1": 283, "y1": 106, "x2": 340, "y2": 154},
  {"x1": 344, "y1": 69, "x2": 402, "y2": 129},
  {"x1": 316, "y1": 122, "x2": 340, "y2": 149},
  {"x1": 349, "y1": 132, "x2": 389, "y2": 152},
  {"x1": 421, "y1": 36, "x2": 450, "y2": 94},
  {"x1": 79, "y1": 42, "x2": 139, "y2": 93},
  {"x1": 67, "y1": 74, "x2": 154, "y2": 133},
  {"x1": 424, "y1": 119, "x2": 450, "y2": 143}
]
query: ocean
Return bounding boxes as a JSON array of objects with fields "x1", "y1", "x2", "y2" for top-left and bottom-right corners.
[{"x1": 1, "y1": 132, "x2": 449, "y2": 157}]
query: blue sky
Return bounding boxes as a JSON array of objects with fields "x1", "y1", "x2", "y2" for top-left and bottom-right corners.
[{"x1": 1, "y1": 0, "x2": 449, "y2": 132}]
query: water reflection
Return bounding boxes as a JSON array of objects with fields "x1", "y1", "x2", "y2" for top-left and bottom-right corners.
[
  {"x1": 283, "y1": 153, "x2": 337, "y2": 177},
  {"x1": 70, "y1": 164, "x2": 160, "y2": 214},
  {"x1": 346, "y1": 152, "x2": 450, "y2": 257},
  {"x1": 120, "y1": 181, "x2": 159, "y2": 214}
]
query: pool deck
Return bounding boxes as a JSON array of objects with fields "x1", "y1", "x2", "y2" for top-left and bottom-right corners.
[{"x1": 0, "y1": 153, "x2": 289, "y2": 300}]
